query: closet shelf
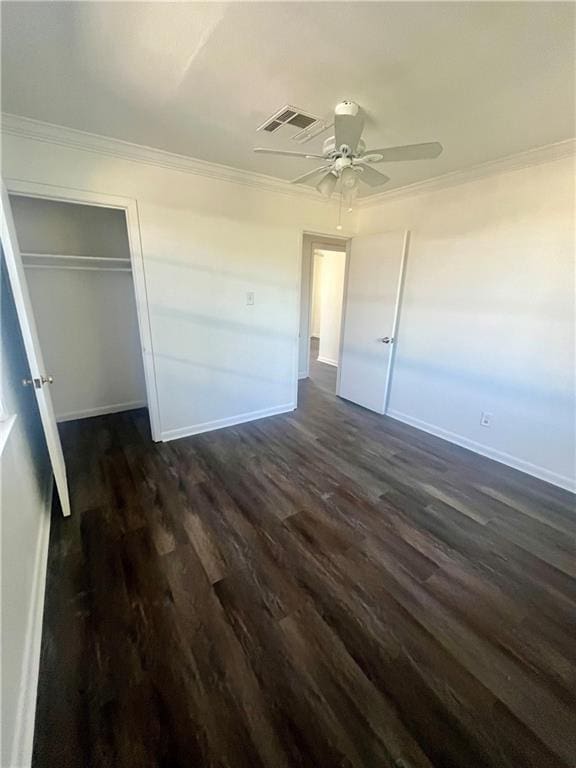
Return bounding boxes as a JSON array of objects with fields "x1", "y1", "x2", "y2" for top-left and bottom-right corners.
[{"x1": 21, "y1": 252, "x2": 132, "y2": 272}]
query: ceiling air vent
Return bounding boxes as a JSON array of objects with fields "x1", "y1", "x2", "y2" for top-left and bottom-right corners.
[{"x1": 257, "y1": 105, "x2": 320, "y2": 136}]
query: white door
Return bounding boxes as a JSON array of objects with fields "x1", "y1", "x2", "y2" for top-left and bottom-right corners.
[
  {"x1": 1, "y1": 183, "x2": 71, "y2": 516},
  {"x1": 338, "y1": 230, "x2": 408, "y2": 413}
]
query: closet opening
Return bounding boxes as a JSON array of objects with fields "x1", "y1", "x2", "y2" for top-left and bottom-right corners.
[
  {"x1": 9, "y1": 194, "x2": 151, "y2": 431},
  {"x1": 298, "y1": 233, "x2": 349, "y2": 398}
]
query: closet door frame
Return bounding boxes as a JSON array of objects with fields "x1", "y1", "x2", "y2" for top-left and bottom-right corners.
[{"x1": 4, "y1": 178, "x2": 162, "y2": 442}]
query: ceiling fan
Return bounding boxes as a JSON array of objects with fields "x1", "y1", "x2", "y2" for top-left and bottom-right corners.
[{"x1": 254, "y1": 101, "x2": 443, "y2": 197}]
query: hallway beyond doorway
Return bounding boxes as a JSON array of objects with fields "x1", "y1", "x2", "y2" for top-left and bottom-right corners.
[{"x1": 309, "y1": 336, "x2": 337, "y2": 394}]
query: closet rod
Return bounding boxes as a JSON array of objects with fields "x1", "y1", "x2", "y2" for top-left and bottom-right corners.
[
  {"x1": 21, "y1": 252, "x2": 131, "y2": 264},
  {"x1": 23, "y1": 264, "x2": 132, "y2": 273}
]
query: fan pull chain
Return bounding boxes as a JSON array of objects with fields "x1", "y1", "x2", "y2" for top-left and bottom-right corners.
[{"x1": 336, "y1": 185, "x2": 343, "y2": 230}]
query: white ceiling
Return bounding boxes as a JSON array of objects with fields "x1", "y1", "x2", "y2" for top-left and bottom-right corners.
[{"x1": 2, "y1": 2, "x2": 575, "y2": 194}]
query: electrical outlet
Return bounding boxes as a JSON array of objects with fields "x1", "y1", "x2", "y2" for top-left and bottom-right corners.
[
  {"x1": 480, "y1": 412, "x2": 492, "y2": 428},
  {"x1": 246, "y1": 291, "x2": 255, "y2": 306}
]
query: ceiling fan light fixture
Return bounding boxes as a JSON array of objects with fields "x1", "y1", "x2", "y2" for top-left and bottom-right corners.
[{"x1": 340, "y1": 167, "x2": 358, "y2": 189}]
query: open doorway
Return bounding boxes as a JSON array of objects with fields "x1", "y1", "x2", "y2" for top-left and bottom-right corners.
[
  {"x1": 298, "y1": 233, "x2": 348, "y2": 397},
  {"x1": 8, "y1": 194, "x2": 151, "y2": 428},
  {"x1": 309, "y1": 247, "x2": 347, "y2": 393}
]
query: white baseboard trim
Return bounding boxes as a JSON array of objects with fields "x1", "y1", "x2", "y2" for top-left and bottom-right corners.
[
  {"x1": 161, "y1": 402, "x2": 296, "y2": 442},
  {"x1": 56, "y1": 400, "x2": 146, "y2": 423},
  {"x1": 10, "y1": 474, "x2": 53, "y2": 768},
  {"x1": 387, "y1": 409, "x2": 576, "y2": 493},
  {"x1": 317, "y1": 356, "x2": 338, "y2": 368}
]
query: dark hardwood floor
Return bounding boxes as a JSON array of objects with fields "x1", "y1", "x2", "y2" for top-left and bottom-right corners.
[
  {"x1": 33, "y1": 380, "x2": 576, "y2": 768},
  {"x1": 309, "y1": 336, "x2": 337, "y2": 394}
]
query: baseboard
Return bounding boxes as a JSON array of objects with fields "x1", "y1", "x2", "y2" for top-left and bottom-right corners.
[
  {"x1": 9, "y1": 474, "x2": 53, "y2": 768},
  {"x1": 387, "y1": 409, "x2": 576, "y2": 493},
  {"x1": 56, "y1": 400, "x2": 146, "y2": 423},
  {"x1": 161, "y1": 402, "x2": 296, "y2": 441},
  {"x1": 317, "y1": 356, "x2": 338, "y2": 367},
  {"x1": 298, "y1": 372, "x2": 308, "y2": 380}
]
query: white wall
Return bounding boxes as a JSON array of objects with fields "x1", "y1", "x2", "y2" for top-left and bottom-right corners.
[
  {"x1": 359, "y1": 156, "x2": 576, "y2": 489},
  {"x1": 10, "y1": 197, "x2": 147, "y2": 421},
  {"x1": 316, "y1": 249, "x2": 346, "y2": 367},
  {"x1": 311, "y1": 253, "x2": 322, "y2": 337},
  {"x1": 3, "y1": 132, "x2": 346, "y2": 438},
  {"x1": 1, "y1": 260, "x2": 52, "y2": 767}
]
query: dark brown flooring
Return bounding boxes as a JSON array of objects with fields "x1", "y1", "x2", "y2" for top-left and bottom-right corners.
[
  {"x1": 34, "y1": 380, "x2": 576, "y2": 768},
  {"x1": 309, "y1": 336, "x2": 338, "y2": 394}
]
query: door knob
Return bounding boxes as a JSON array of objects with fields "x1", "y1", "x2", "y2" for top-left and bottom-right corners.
[
  {"x1": 22, "y1": 375, "x2": 53, "y2": 387},
  {"x1": 377, "y1": 337, "x2": 393, "y2": 344}
]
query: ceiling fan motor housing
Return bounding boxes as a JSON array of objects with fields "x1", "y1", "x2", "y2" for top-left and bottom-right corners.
[{"x1": 323, "y1": 136, "x2": 366, "y2": 158}]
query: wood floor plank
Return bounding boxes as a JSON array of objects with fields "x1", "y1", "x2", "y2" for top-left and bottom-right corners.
[{"x1": 33, "y1": 379, "x2": 576, "y2": 768}]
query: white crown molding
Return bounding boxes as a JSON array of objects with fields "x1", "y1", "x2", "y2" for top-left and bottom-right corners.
[
  {"x1": 0, "y1": 113, "x2": 331, "y2": 203},
  {"x1": 3, "y1": 113, "x2": 574, "y2": 207},
  {"x1": 358, "y1": 138, "x2": 576, "y2": 208}
]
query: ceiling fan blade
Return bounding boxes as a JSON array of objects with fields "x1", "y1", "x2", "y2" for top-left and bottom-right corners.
[
  {"x1": 356, "y1": 165, "x2": 391, "y2": 188},
  {"x1": 363, "y1": 141, "x2": 443, "y2": 162},
  {"x1": 290, "y1": 165, "x2": 332, "y2": 184},
  {"x1": 334, "y1": 112, "x2": 364, "y2": 152},
  {"x1": 254, "y1": 147, "x2": 325, "y2": 159}
]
